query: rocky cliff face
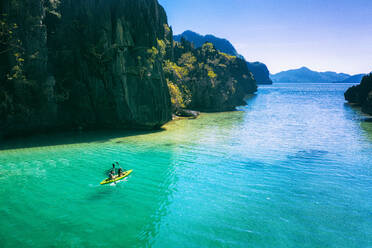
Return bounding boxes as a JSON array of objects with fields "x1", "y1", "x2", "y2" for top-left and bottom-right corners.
[
  {"x1": 164, "y1": 39, "x2": 257, "y2": 112},
  {"x1": 0, "y1": 0, "x2": 172, "y2": 137},
  {"x1": 345, "y1": 73, "x2": 372, "y2": 115}
]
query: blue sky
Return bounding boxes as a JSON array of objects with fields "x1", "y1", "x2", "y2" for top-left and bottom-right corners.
[{"x1": 158, "y1": 0, "x2": 372, "y2": 74}]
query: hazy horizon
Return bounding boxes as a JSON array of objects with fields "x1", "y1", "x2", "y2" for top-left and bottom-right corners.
[{"x1": 159, "y1": 0, "x2": 372, "y2": 75}]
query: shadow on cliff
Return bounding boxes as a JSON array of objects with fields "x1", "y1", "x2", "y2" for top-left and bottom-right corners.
[{"x1": 0, "y1": 129, "x2": 165, "y2": 151}]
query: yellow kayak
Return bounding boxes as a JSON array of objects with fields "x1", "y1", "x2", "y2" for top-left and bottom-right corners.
[{"x1": 100, "y1": 169, "x2": 133, "y2": 185}]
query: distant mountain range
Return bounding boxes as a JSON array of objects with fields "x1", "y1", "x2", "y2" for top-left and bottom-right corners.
[
  {"x1": 174, "y1": 30, "x2": 273, "y2": 84},
  {"x1": 271, "y1": 67, "x2": 365, "y2": 83}
]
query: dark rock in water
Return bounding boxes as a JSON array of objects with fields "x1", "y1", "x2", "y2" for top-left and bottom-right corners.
[
  {"x1": 0, "y1": 0, "x2": 172, "y2": 138},
  {"x1": 175, "y1": 109, "x2": 200, "y2": 118},
  {"x1": 345, "y1": 73, "x2": 372, "y2": 115},
  {"x1": 246, "y1": 62, "x2": 273, "y2": 84},
  {"x1": 344, "y1": 86, "x2": 360, "y2": 104}
]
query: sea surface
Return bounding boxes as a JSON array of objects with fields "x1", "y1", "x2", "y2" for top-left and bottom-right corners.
[{"x1": 0, "y1": 83, "x2": 371, "y2": 248}]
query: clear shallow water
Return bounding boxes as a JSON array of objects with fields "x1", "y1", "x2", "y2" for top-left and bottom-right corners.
[{"x1": 0, "y1": 83, "x2": 371, "y2": 247}]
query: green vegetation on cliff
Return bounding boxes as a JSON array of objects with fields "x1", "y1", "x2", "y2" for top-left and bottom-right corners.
[
  {"x1": 164, "y1": 38, "x2": 257, "y2": 112},
  {"x1": 0, "y1": 2, "x2": 48, "y2": 132}
]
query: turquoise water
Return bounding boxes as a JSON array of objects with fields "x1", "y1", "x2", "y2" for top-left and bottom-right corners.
[{"x1": 0, "y1": 83, "x2": 371, "y2": 247}]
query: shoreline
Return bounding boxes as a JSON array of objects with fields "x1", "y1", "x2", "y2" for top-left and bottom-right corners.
[{"x1": 0, "y1": 106, "x2": 250, "y2": 151}]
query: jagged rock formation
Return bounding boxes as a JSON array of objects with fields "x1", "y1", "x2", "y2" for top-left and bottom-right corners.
[
  {"x1": 164, "y1": 39, "x2": 257, "y2": 112},
  {"x1": 174, "y1": 30, "x2": 272, "y2": 85},
  {"x1": 0, "y1": 0, "x2": 172, "y2": 138},
  {"x1": 345, "y1": 73, "x2": 372, "y2": 115}
]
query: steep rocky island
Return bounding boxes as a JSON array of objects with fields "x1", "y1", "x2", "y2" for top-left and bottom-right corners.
[
  {"x1": 345, "y1": 73, "x2": 372, "y2": 115},
  {"x1": 0, "y1": 0, "x2": 256, "y2": 138},
  {"x1": 174, "y1": 30, "x2": 272, "y2": 85},
  {"x1": 165, "y1": 38, "x2": 256, "y2": 112}
]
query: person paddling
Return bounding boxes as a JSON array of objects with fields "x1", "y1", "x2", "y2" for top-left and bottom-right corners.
[
  {"x1": 116, "y1": 162, "x2": 126, "y2": 175},
  {"x1": 111, "y1": 163, "x2": 116, "y2": 174}
]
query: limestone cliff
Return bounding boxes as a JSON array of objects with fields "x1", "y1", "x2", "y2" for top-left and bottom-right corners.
[
  {"x1": 164, "y1": 39, "x2": 257, "y2": 112},
  {"x1": 0, "y1": 0, "x2": 172, "y2": 137}
]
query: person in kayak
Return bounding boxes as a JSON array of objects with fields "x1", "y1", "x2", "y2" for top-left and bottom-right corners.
[
  {"x1": 109, "y1": 170, "x2": 115, "y2": 180},
  {"x1": 111, "y1": 163, "x2": 116, "y2": 174},
  {"x1": 116, "y1": 162, "x2": 126, "y2": 176}
]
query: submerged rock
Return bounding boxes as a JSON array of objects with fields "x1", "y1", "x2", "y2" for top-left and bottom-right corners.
[{"x1": 175, "y1": 109, "x2": 200, "y2": 118}]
